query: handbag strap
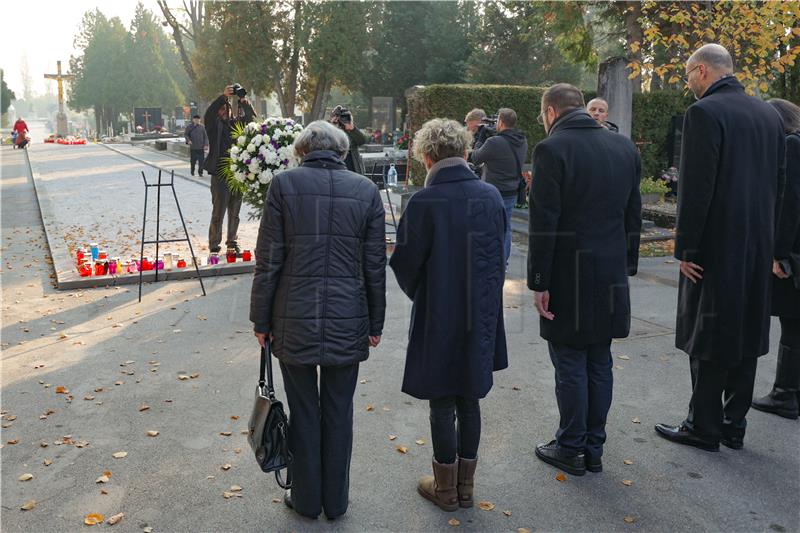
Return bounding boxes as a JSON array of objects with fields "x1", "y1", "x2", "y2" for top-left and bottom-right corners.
[{"x1": 259, "y1": 341, "x2": 277, "y2": 398}]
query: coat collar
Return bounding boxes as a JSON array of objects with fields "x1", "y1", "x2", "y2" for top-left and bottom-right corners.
[
  {"x1": 701, "y1": 75, "x2": 743, "y2": 99},
  {"x1": 427, "y1": 160, "x2": 479, "y2": 187},
  {"x1": 302, "y1": 150, "x2": 347, "y2": 169},
  {"x1": 548, "y1": 109, "x2": 602, "y2": 136}
]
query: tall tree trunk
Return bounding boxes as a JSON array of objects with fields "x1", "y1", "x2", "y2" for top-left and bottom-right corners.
[
  {"x1": 157, "y1": 0, "x2": 199, "y2": 92},
  {"x1": 309, "y1": 70, "x2": 329, "y2": 121},
  {"x1": 285, "y1": 0, "x2": 303, "y2": 115},
  {"x1": 624, "y1": 1, "x2": 643, "y2": 93}
]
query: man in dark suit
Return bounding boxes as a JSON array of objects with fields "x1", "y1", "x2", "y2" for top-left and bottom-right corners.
[
  {"x1": 528, "y1": 83, "x2": 642, "y2": 476},
  {"x1": 655, "y1": 44, "x2": 785, "y2": 451}
]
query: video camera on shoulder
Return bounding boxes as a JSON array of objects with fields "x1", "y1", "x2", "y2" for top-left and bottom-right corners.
[
  {"x1": 475, "y1": 114, "x2": 498, "y2": 143},
  {"x1": 231, "y1": 83, "x2": 247, "y2": 98}
]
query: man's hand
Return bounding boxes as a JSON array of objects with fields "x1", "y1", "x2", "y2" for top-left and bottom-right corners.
[
  {"x1": 773, "y1": 259, "x2": 790, "y2": 279},
  {"x1": 344, "y1": 122, "x2": 354, "y2": 131},
  {"x1": 187, "y1": 140, "x2": 192, "y2": 145},
  {"x1": 254, "y1": 331, "x2": 274, "y2": 348},
  {"x1": 223, "y1": 86, "x2": 234, "y2": 98},
  {"x1": 369, "y1": 335, "x2": 381, "y2": 348},
  {"x1": 679, "y1": 261, "x2": 704, "y2": 283},
  {"x1": 534, "y1": 290, "x2": 555, "y2": 321}
]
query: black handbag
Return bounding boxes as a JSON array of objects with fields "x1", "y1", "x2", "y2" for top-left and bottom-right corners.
[{"x1": 247, "y1": 342, "x2": 292, "y2": 488}]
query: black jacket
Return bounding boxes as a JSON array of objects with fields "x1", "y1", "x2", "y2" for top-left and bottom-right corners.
[
  {"x1": 344, "y1": 127, "x2": 367, "y2": 175},
  {"x1": 202, "y1": 96, "x2": 257, "y2": 175},
  {"x1": 528, "y1": 109, "x2": 642, "y2": 345},
  {"x1": 773, "y1": 132, "x2": 800, "y2": 318},
  {"x1": 184, "y1": 123, "x2": 208, "y2": 149},
  {"x1": 389, "y1": 161, "x2": 508, "y2": 399},
  {"x1": 250, "y1": 150, "x2": 387, "y2": 366},
  {"x1": 471, "y1": 128, "x2": 529, "y2": 197},
  {"x1": 675, "y1": 76, "x2": 785, "y2": 363}
]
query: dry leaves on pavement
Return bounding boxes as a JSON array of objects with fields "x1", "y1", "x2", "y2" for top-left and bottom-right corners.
[
  {"x1": 396, "y1": 445, "x2": 408, "y2": 454},
  {"x1": 18, "y1": 473, "x2": 33, "y2": 481},
  {"x1": 112, "y1": 451, "x2": 128, "y2": 459},
  {"x1": 478, "y1": 501, "x2": 495, "y2": 511},
  {"x1": 146, "y1": 430, "x2": 159, "y2": 437},
  {"x1": 84, "y1": 513, "x2": 105, "y2": 526},
  {"x1": 621, "y1": 479, "x2": 633, "y2": 486},
  {"x1": 106, "y1": 512, "x2": 124, "y2": 525},
  {"x1": 555, "y1": 472, "x2": 567, "y2": 482},
  {"x1": 623, "y1": 459, "x2": 634, "y2": 465},
  {"x1": 20, "y1": 500, "x2": 36, "y2": 511},
  {"x1": 624, "y1": 516, "x2": 636, "y2": 523},
  {"x1": 448, "y1": 518, "x2": 461, "y2": 526}
]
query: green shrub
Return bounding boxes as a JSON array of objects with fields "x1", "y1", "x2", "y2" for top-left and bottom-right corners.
[
  {"x1": 640, "y1": 176, "x2": 670, "y2": 195},
  {"x1": 405, "y1": 84, "x2": 693, "y2": 185}
]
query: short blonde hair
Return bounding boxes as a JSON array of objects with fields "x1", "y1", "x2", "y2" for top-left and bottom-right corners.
[{"x1": 412, "y1": 118, "x2": 472, "y2": 164}]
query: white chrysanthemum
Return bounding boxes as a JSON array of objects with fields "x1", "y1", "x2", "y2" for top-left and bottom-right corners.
[
  {"x1": 253, "y1": 134, "x2": 263, "y2": 146},
  {"x1": 234, "y1": 171, "x2": 246, "y2": 182},
  {"x1": 237, "y1": 135, "x2": 246, "y2": 146},
  {"x1": 230, "y1": 145, "x2": 240, "y2": 156}
]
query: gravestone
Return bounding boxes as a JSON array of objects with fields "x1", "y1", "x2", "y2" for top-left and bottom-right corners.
[
  {"x1": 667, "y1": 114, "x2": 685, "y2": 169},
  {"x1": 597, "y1": 57, "x2": 632, "y2": 138},
  {"x1": 134, "y1": 107, "x2": 163, "y2": 132}
]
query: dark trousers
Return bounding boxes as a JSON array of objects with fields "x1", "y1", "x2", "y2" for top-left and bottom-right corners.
[
  {"x1": 279, "y1": 361, "x2": 359, "y2": 518},
  {"x1": 190, "y1": 149, "x2": 205, "y2": 175},
  {"x1": 780, "y1": 316, "x2": 800, "y2": 348},
  {"x1": 208, "y1": 173, "x2": 242, "y2": 252},
  {"x1": 685, "y1": 357, "x2": 758, "y2": 441},
  {"x1": 429, "y1": 396, "x2": 481, "y2": 464},
  {"x1": 548, "y1": 340, "x2": 614, "y2": 458}
]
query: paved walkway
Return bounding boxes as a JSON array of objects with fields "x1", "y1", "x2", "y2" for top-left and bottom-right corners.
[{"x1": 1, "y1": 144, "x2": 798, "y2": 533}]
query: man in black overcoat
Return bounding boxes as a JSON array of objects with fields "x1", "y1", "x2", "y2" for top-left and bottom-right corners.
[
  {"x1": 655, "y1": 44, "x2": 786, "y2": 451},
  {"x1": 528, "y1": 83, "x2": 642, "y2": 476}
]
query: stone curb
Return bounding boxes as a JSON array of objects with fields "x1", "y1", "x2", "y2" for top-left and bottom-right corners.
[{"x1": 100, "y1": 143, "x2": 210, "y2": 189}]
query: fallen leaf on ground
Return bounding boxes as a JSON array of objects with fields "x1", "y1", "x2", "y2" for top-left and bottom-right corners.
[
  {"x1": 100, "y1": 489, "x2": 108, "y2": 495},
  {"x1": 618, "y1": 355, "x2": 631, "y2": 360},
  {"x1": 448, "y1": 518, "x2": 461, "y2": 526},
  {"x1": 84, "y1": 395, "x2": 95, "y2": 401},
  {"x1": 624, "y1": 516, "x2": 636, "y2": 523},
  {"x1": 114, "y1": 381, "x2": 124, "y2": 386},
  {"x1": 95, "y1": 475, "x2": 109, "y2": 484},
  {"x1": 59, "y1": 332, "x2": 68, "y2": 340},
  {"x1": 512, "y1": 386, "x2": 521, "y2": 391},
  {"x1": 220, "y1": 431, "x2": 232, "y2": 437},
  {"x1": 388, "y1": 435, "x2": 397, "y2": 441},
  {"x1": 396, "y1": 445, "x2": 408, "y2": 454},
  {"x1": 84, "y1": 513, "x2": 105, "y2": 526},
  {"x1": 230, "y1": 415, "x2": 239, "y2": 420},
  {"x1": 55, "y1": 386, "x2": 68, "y2": 394},
  {"x1": 555, "y1": 472, "x2": 567, "y2": 482},
  {"x1": 143, "y1": 527, "x2": 152, "y2": 532},
  {"x1": 222, "y1": 491, "x2": 241, "y2": 499},
  {"x1": 221, "y1": 464, "x2": 232, "y2": 471},
  {"x1": 230, "y1": 485, "x2": 242, "y2": 492},
  {"x1": 623, "y1": 459, "x2": 633, "y2": 465},
  {"x1": 7, "y1": 439, "x2": 19, "y2": 445},
  {"x1": 106, "y1": 513, "x2": 124, "y2": 525},
  {"x1": 190, "y1": 373, "x2": 199, "y2": 379},
  {"x1": 366, "y1": 404, "x2": 374, "y2": 411},
  {"x1": 138, "y1": 405, "x2": 150, "y2": 412},
  {"x1": 43, "y1": 459, "x2": 52, "y2": 466},
  {"x1": 272, "y1": 498, "x2": 281, "y2": 503},
  {"x1": 518, "y1": 529, "x2": 532, "y2": 533},
  {"x1": 177, "y1": 375, "x2": 190, "y2": 381},
  {"x1": 415, "y1": 439, "x2": 426, "y2": 445},
  {"x1": 478, "y1": 501, "x2": 495, "y2": 511},
  {"x1": 621, "y1": 479, "x2": 633, "y2": 486},
  {"x1": 503, "y1": 510, "x2": 512, "y2": 516},
  {"x1": 18, "y1": 473, "x2": 33, "y2": 481},
  {"x1": 146, "y1": 430, "x2": 159, "y2": 437},
  {"x1": 20, "y1": 500, "x2": 36, "y2": 510},
  {"x1": 112, "y1": 451, "x2": 128, "y2": 459},
  {"x1": 631, "y1": 417, "x2": 641, "y2": 424}
]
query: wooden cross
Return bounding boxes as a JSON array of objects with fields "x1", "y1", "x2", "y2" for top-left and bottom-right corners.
[
  {"x1": 142, "y1": 110, "x2": 152, "y2": 131},
  {"x1": 43, "y1": 61, "x2": 74, "y2": 116}
]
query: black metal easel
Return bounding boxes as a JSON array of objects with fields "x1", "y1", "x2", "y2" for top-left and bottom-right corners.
[
  {"x1": 139, "y1": 169, "x2": 206, "y2": 302},
  {"x1": 367, "y1": 161, "x2": 398, "y2": 238}
]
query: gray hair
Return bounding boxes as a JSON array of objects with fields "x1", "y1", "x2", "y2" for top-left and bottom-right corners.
[
  {"x1": 498, "y1": 108, "x2": 517, "y2": 128},
  {"x1": 293, "y1": 120, "x2": 350, "y2": 158},
  {"x1": 768, "y1": 98, "x2": 800, "y2": 134},
  {"x1": 465, "y1": 108, "x2": 486, "y2": 122},
  {"x1": 412, "y1": 118, "x2": 472, "y2": 164},
  {"x1": 587, "y1": 97, "x2": 608, "y2": 109},
  {"x1": 688, "y1": 44, "x2": 734, "y2": 74}
]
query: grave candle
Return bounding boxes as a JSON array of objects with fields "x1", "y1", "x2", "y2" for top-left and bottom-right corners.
[
  {"x1": 94, "y1": 261, "x2": 104, "y2": 276},
  {"x1": 155, "y1": 259, "x2": 164, "y2": 270},
  {"x1": 226, "y1": 252, "x2": 236, "y2": 263},
  {"x1": 79, "y1": 263, "x2": 92, "y2": 277},
  {"x1": 108, "y1": 260, "x2": 118, "y2": 275},
  {"x1": 176, "y1": 258, "x2": 187, "y2": 268},
  {"x1": 90, "y1": 243, "x2": 99, "y2": 261},
  {"x1": 76, "y1": 248, "x2": 85, "y2": 262},
  {"x1": 125, "y1": 261, "x2": 136, "y2": 274},
  {"x1": 98, "y1": 250, "x2": 108, "y2": 261},
  {"x1": 209, "y1": 254, "x2": 219, "y2": 265},
  {"x1": 163, "y1": 252, "x2": 173, "y2": 270},
  {"x1": 141, "y1": 258, "x2": 152, "y2": 271},
  {"x1": 242, "y1": 250, "x2": 252, "y2": 261}
]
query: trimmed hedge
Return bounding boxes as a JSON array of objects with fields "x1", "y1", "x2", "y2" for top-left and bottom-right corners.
[{"x1": 405, "y1": 84, "x2": 693, "y2": 184}]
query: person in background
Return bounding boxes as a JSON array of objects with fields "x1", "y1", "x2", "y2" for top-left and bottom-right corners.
[
  {"x1": 390, "y1": 118, "x2": 507, "y2": 513},
  {"x1": 329, "y1": 105, "x2": 366, "y2": 175},
  {"x1": 528, "y1": 83, "x2": 641, "y2": 476},
  {"x1": 655, "y1": 43, "x2": 785, "y2": 452},
  {"x1": 14, "y1": 117, "x2": 29, "y2": 149},
  {"x1": 464, "y1": 108, "x2": 489, "y2": 148},
  {"x1": 470, "y1": 108, "x2": 529, "y2": 264},
  {"x1": 250, "y1": 120, "x2": 386, "y2": 520},
  {"x1": 185, "y1": 115, "x2": 209, "y2": 177},
  {"x1": 586, "y1": 98, "x2": 619, "y2": 132},
  {"x1": 751, "y1": 99, "x2": 800, "y2": 420}
]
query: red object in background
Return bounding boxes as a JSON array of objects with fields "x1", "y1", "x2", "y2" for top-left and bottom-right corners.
[
  {"x1": 98, "y1": 250, "x2": 108, "y2": 260},
  {"x1": 242, "y1": 250, "x2": 252, "y2": 261},
  {"x1": 176, "y1": 258, "x2": 187, "y2": 268},
  {"x1": 226, "y1": 252, "x2": 236, "y2": 263},
  {"x1": 141, "y1": 258, "x2": 153, "y2": 271},
  {"x1": 94, "y1": 261, "x2": 104, "y2": 276},
  {"x1": 76, "y1": 249, "x2": 85, "y2": 262},
  {"x1": 79, "y1": 263, "x2": 92, "y2": 277}
]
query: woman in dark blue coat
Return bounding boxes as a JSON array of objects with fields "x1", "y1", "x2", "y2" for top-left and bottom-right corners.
[
  {"x1": 389, "y1": 118, "x2": 507, "y2": 512},
  {"x1": 752, "y1": 99, "x2": 800, "y2": 419}
]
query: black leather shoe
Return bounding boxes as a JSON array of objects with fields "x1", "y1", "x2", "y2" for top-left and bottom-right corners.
[
  {"x1": 654, "y1": 423, "x2": 719, "y2": 451},
  {"x1": 752, "y1": 390, "x2": 799, "y2": 420},
  {"x1": 720, "y1": 435, "x2": 743, "y2": 450},
  {"x1": 284, "y1": 490, "x2": 318, "y2": 519},
  {"x1": 585, "y1": 455, "x2": 602, "y2": 473},
  {"x1": 535, "y1": 440, "x2": 586, "y2": 476}
]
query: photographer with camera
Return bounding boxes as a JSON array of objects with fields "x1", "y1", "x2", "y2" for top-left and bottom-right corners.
[
  {"x1": 330, "y1": 105, "x2": 367, "y2": 175},
  {"x1": 470, "y1": 108, "x2": 529, "y2": 264},
  {"x1": 203, "y1": 83, "x2": 257, "y2": 255}
]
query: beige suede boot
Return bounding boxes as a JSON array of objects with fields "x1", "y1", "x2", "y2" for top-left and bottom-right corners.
[{"x1": 417, "y1": 459, "x2": 459, "y2": 512}]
